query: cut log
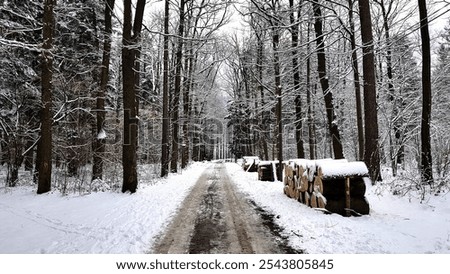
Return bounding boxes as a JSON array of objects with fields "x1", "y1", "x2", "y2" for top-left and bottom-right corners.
[
  {"x1": 258, "y1": 161, "x2": 275, "y2": 181},
  {"x1": 242, "y1": 156, "x2": 259, "y2": 172},
  {"x1": 345, "y1": 177, "x2": 351, "y2": 217},
  {"x1": 305, "y1": 192, "x2": 311, "y2": 207},
  {"x1": 325, "y1": 197, "x2": 370, "y2": 216},
  {"x1": 310, "y1": 193, "x2": 318, "y2": 208},
  {"x1": 320, "y1": 177, "x2": 366, "y2": 199},
  {"x1": 350, "y1": 197, "x2": 370, "y2": 216}
]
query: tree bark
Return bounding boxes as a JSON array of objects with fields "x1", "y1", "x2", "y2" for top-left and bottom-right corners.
[
  {"x1": 290, "y1": 0, "x2": 305, "y2": 159},
  {"x1": 348, "y1": 0, "x2": 364, "y2": 161},
  {"x1": 358, "y1": 0, "x2": 382, "y2": 182},
  {"x1": 418, "y1": 0, "x2": 434, "y2": 185},
  {"x1": 93, "y1": 0, "x2": 115, "y2": 181},
  {"x1": 312, "y1": 1, "x2": 344, "y2": 159},
  {"x1": 272, "y1": 26, "x2": 283, "y2": 180},
  {"x1": 181, "y1": 44, "x2": 191, "y2": 169},
  {"x1": 161, "y1": 0, "x2": 170, "y2": 177},
  {"x1": 37, "y1": 0, "x2": 54, "y2": 194},
  {"x1": 306, "y1": 24, "x2": 316, "y2": 160},
  {"x1": 171, "y1": 0, "x2": 186, "y2": 173},
  {"x1": 257, "y1": 31, "x2": 269, "y2": 161},
  {"x1": 182, "y1": 40, "x2": 195, "y2": 168},
  {"x1": 122, "y1": 0, "x2": 146, "y2": 193}
]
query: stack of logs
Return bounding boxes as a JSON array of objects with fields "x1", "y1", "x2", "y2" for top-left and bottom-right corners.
[
  {"x1": 242, "y1": 156, "x2": 259, "y2": 172},
  {"x1": 283, "y1": 159, "x2": 370, "y2": 217},
  {"x1": 257, "y1": 161, "x2": 280, "y2": 181}
]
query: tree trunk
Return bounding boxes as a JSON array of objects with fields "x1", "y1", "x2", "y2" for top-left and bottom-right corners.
[
  {"x1": 306, "y1": 35, "x2": 316, "y2": 160},
  {"x1": 358, "y1": 0, "x2": 382, "y2": 182},
  {"x1": 418, "y1": 0, "x2": 434, "y2": 185},
  {"x1": 161, "y1": 0, "x2": 170, "y2": 177},
  {"x1": 122, "y1": 0, "x2": 146, "y2": 193},
  {"x1": 290, "y1": 0, "x2": 305, "y2": 159},
  {"x1": 348, "y1": 0, "x2": 364, "y2": 161},
  {"x1": 182, "y1": 42, "x2": 195, "y2": 168},
  {"x1": 256, "y1": 32, "x2": 269, "y2": 161},
  {"x1": 93, "y1": 0, "x2": 115, "y2": 181},
  {"x1": 171, "y1": 0, "x2": 186, "y2": 173},
  {"x1": 181, "y1": 45, "x2": 191, "y2": 169},
  {"x1": 37, "y1": 0, "x2": 54, "y2": 194},
  {"x1": 272, "y1": 27, "x2": 283, "y2": 180},
  {"x1": 312, "y1": 1, "x2": 344, "y2": 159}
]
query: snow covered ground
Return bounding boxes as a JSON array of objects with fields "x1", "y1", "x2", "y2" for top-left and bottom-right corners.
[
  {"x1": 225, "y1": 163, "x2": 450, "y2": 254},
  {"x1": 0, "y1": 161, "x2": 449, "y2": 254},
  {"x1": 0, "y1": 162, "x2": 210, "y2": 254}
]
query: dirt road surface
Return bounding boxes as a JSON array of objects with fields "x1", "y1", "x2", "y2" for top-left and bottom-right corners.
[{"x1": 151, "y1": 163, "x2": 302, "y2": 254}]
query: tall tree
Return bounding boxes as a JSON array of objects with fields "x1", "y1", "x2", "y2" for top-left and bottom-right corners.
[
  {"x1": 170, "y1": 0, "x2": 186, "y2": 173},
  {"x1": 418, "y1": 0, "x2": 434, "y2": 185},
  {"x1": 271, "y1": 8, "x2": 283, "y2": 179},
  {"x1": 255, "y1": 23, "x2": 269, "y2": 161},
  {"x1": 348, "y1": 0, "x2": 364, "y2": 161},
  {"x1": 290, "y1": 0, "x2": 305, "y2": 159},
  {"x1": 93, "y1": 0, "x2": 115, "y2": 181},
  {"x1": 306, "y1": 21, "x2": 316, "y2": 160},
  {"x1": 122, "y1": 0, "x2": 146, "y2": 193},
  {"x1": 160, "y1": 0, "x2": 170, "y2": 177},
  {"x1": 312, "y1": 1, "x2": 344, "y2": 159},
  {"x1": 358, "y1": 0, "x2": 382, "y2": 182},
  {"x1": 37, "y1": 0, "x2": 55, "y2": 194}
]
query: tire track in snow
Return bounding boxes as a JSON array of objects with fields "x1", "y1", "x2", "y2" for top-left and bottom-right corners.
[{"x1": 151, "y1": 163, "x2": 301, "y2": 254}]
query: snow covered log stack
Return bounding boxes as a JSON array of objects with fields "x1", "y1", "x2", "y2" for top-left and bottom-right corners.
[
  {"x1": 242, "y1": 156, "x2": 259, "y2": 172},
  {"x1": 283, "y1": 159, "x2": 370, "y2": 217},
  {"x1": 257, "y1": 161, "x2": 280, "y2": 181}
]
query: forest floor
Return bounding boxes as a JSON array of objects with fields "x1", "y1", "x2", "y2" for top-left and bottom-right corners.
[{"x1": 150, "y1": 163, "x2": 302, "y2": 254}]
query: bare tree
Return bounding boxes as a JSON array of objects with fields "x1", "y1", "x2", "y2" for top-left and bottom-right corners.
[
  {"x1": 312, "y1": 1, "x2": 344, "y2": 159},
  {"x1": 122, "y1": 0, "x2": 146, "y2": 193},
  {"x1": 161, "y1": 0, "x2": 170, "y2": 177},
  {"x1": 347, "y1": 0, "x2": 364, "y2": 161},
  {"x1": 170, "y1": 0, "x2": 187, "y2": 173},
  {"x1": 37, "y1": 0, "x2": 55, "y2": 194},
  {"x1": 418, "y1": 0, "x2": 434, "y2": 185},
  {"x1": 93, "y1": 0, "x2": 115, "y2": 181},
  {"x1": 290, "y1": 0, "x2": 305, "y2": 159},
  {"x1": 358, "y1": 0, "x2": 382, "y2": 182}
]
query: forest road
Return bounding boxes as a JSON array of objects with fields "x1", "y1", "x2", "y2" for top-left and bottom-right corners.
[{"x1": 150, "y1": 163, "x2": 302, "y2": 254}]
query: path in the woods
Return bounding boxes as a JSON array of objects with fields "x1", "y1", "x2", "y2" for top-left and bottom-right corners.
[{"x1": 151, "y1": 163, "x2": 302, "y2": 254}]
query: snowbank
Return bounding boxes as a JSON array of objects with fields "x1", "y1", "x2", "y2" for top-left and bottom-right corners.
[
  {"x1": 225, "y1": 162, "x2": 450, "y2": 254},
  {"x1": 0, "y1": 162, "x2": 209, "y2": 254}
]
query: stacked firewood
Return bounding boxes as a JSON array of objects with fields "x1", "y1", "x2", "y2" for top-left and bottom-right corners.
[
  {"x1": 242, "y1": 156, "x2": 259, "y2": 172},
  {"x1": 257, "y1": 161, "x2": 280, "y2": 182},
  {"x1": 283, "y1": 159, "x2": 370, "y2": 216}
]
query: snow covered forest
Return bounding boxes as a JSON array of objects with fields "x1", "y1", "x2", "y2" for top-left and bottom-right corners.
[{"x1": 1, "y1": 0, "x2": 450, "y2": 254}]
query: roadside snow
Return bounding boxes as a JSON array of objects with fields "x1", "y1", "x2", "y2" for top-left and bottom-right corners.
[
  {"x1": 0, "y1": 162, "x2": 210, "y2": 254},
  {"x1": 1, "y1": 161, "x2": 449, "y2": 254},
  {"x1": 225, "y1": 163, "x2": 450, "y2": 254}
]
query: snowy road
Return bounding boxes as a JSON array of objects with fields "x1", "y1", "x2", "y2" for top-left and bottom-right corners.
[{"x1": 151, "y1": 163, "x2": 302, "y2": 254}]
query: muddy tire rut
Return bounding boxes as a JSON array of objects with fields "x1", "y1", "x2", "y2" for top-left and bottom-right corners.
[{"x1": 151, "y1": 163, "x2": 302, "y2": 254}]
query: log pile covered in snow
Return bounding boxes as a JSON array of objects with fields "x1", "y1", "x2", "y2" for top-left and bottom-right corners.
[
  {"x1": 242, "y1": 156, "x2": 259, "y2": 172},
  {"x1": 283, "y1": 159, "x2": 370, "y2": 216},
  {"x1": 257, "y1": 161, "x2": 280, "y2": 181}
]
